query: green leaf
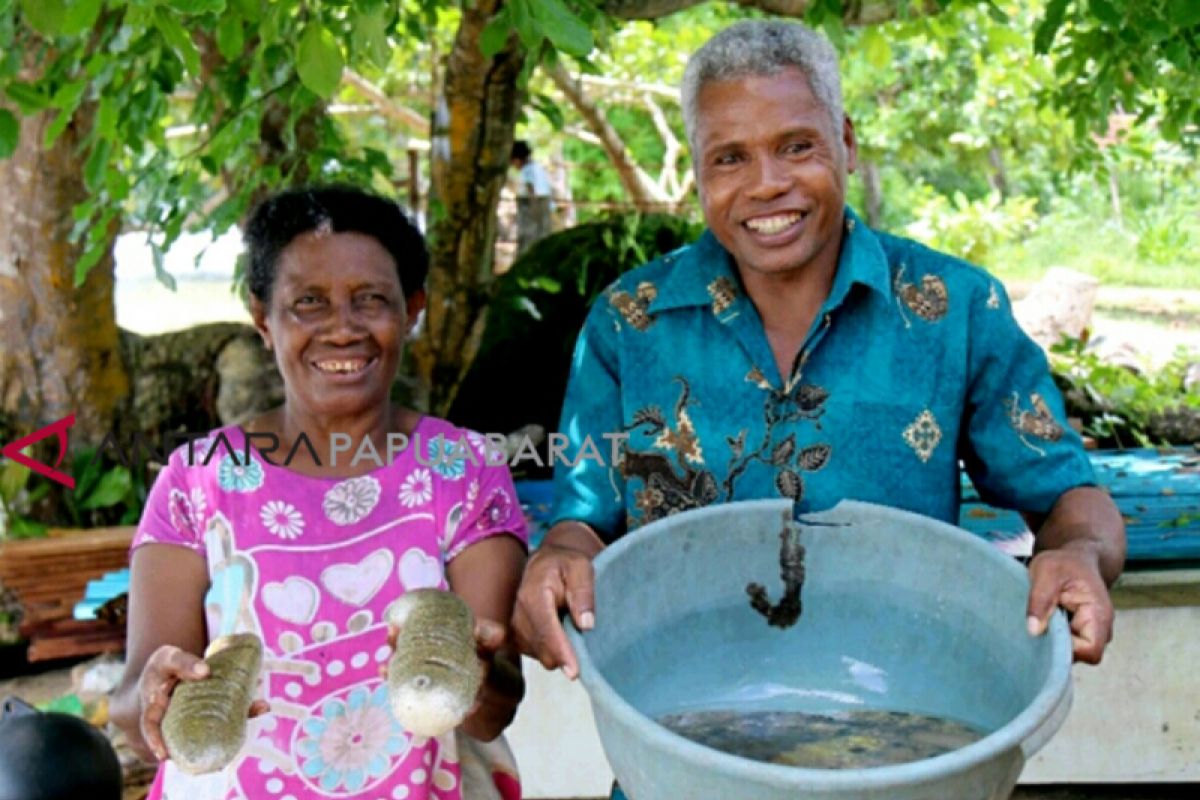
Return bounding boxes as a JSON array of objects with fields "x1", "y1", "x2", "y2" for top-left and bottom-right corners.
[
  {"x1": 352, "y1": 7, "x2": 391, "y2": 69},
  {"x1": 19, "y1": 0, "x2": 66, "y2": 38},
  {"x1": 296, "y1": 24, "x2": 344, "y2": 99},
  {"x1": 230, "y1": 0, "x2": 261, "y2": 22},
  {"x1": 1089, "y1": 0, "x2": 1123, "y2": 27},
  {"x1": 155, "y1": 8, "x2": 201, "y2": 78},
  {"x1": 479, "y1": 8, "x2": 511, "y2": 59},
  {"x1": 528, "y1": 0, "x2": 593, "y2": 57},
  {"x1": 0, "y1": 108, "x2": 17, "y2": 160},
  {"x1": 80, "y1": 467, "x2": 131, "y2": 509},
  {"x1": 95, "y1": 96, "x2": 118, "y2": 139},
  {"x1": 508, "y1": 0, "x2": 539, "y2": 51},
  {"x1": 74, "y1": 232, "x2": 108, "y2": 285},
  {"x1": 151, "y1": 242, "x2": 177, "y2": 291},
  {"x1": 50, "y1": 78, "x2": 86, "y2": 112},
  {"x1": 42, "y1": 108, "x2": 71, "y2": 149},
  {"x1": 216, "y1": 14, "x2": 244, "y2": 61},
  {"x1": 861, "y1": 27, "x2": 892, "y2": 70},
  {"x1": 83, "y1": 138, "x2": 110, "y2": 193},
  {"x1": 61, "y1": 0, "x2": 102, "y2": 36},
  {"x1": 1035, "y1": 0, "x2": 1069, "y2": 54},
  {"x1": 9, "y1": 516, "x2": 49, "y2": 538},
  {"x1": 4, "y1": 81, "x2": 48, "y2": 113},
  {"x1": 1171, "y1": 0, "x2": 1200, "y2": 27},
  {"x1": 0, "y1": 454, "x2": 31, "y2": 503}
]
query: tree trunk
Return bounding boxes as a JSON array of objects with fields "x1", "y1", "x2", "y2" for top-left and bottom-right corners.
[
  {"x1": 0, "y1": 102, "x2": 128, "y2": 448},
  {"x1": 860, "y1": 159, "x2": 884, "y2": 228},
  {"x1": 409, "y1": 1, "x2": 526, "y2": 416},
  {"x1": 987, "y1": 146, "x2": 1010, "y2": 199}
]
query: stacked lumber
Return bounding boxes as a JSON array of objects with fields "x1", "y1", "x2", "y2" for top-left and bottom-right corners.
[{"x1": 0, "y1": 527, "x2": 133, "y2": 661}]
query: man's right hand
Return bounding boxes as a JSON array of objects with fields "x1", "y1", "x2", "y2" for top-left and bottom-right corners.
[{"x1": 512, "y1": 522, "x2": 605, "y2": 679}]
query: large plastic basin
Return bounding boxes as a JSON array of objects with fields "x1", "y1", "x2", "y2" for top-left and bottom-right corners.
[{"x1": 566, "y1": 499, "x2": 1073, "y2": 800}]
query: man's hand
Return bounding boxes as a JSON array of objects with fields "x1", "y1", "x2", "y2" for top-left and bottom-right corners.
[
  {"x1": 511, "y1": 522, "x2": 605, "y2": 679},
  {"x1": 1025, "y1": 544, "x2": 1115, "y2": 664},
  {"x1": 461, "y1": 619, "x2": 525, "y2": 742}
]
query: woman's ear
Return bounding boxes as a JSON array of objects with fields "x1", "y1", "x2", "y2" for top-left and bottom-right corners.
[{"x1": 249, "y1": 295, "x2": 273, "y2": 352}]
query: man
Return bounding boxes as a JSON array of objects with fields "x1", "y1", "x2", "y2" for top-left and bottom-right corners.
[
  {"x1": 510, "y1": 139, "x2": 555, "y2": 255},
  {"x1": 512, "y1": 21, "x2": 1125, "y2": 680}
]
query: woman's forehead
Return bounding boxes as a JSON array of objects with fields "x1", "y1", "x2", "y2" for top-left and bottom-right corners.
[{"x1": 275, "y1": 231, "x2": 400, "y2": 284}]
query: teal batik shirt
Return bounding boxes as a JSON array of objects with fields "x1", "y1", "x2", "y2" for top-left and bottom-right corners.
[{"x1": 551, "y1": 207, "x2": 1096, "y2": 542}]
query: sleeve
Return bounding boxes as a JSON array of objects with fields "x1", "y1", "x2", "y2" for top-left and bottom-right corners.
[
  {"x1": 960, "y1": 278, "x2": 1097, "y2": 514},
  {"x1": 130, "y1": 445, "x2": 207, "y2": 555},
  {"x1": 549, "y1": 295, "x2": 628, "y2": 542},
  {"x1": 446, "y1": 442, "x2": 530, "y2": 561}
]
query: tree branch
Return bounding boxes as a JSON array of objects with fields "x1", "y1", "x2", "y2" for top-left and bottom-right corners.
[
  {"x1": 342, "y1": 68, "x2": 431, "y2": 135},
  {"x1": 604, "y1": 0, "x2": 941, "y2": 26},
  {"x1": 545, "y1": 61, "x2": 668, "y2": 209},
  {"x1": 642, "y1": 93, "x2": 683, "y2": 197}
]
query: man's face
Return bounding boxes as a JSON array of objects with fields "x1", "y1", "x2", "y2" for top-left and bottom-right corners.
[{"x1": 694, "y1": 68, "x2": 857, "y2": 280}]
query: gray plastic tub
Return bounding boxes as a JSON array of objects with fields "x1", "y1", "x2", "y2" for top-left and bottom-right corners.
[{"x1": 566, "y1": 499, "x2": 1073, "y2": 800}]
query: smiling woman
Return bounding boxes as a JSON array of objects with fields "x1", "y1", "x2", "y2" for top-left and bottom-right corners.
[{"x1": 108, "y1": 186, "x2": 529, "y2": 800}]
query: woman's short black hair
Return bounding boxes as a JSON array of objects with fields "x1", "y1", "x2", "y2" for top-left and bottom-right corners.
[{"x1": 244, "y1": 186, "x2": 429, "y2": 302}]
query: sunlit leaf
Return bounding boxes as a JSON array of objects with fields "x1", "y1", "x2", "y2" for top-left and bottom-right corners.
[{"x1": 296, "y1": 24, "x2": 345, "y2": 98}]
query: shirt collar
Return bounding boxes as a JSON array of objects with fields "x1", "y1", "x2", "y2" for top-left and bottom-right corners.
[{"x1": 648, "y1": 206, "x2": 892, "y2": 315}]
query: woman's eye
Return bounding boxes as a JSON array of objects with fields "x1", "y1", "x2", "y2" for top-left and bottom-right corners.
[{"x1": 295, "y1": 294, "x2": 323, "y2": 308}]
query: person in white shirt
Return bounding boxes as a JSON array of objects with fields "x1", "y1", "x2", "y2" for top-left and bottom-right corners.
[{"x1": 511, "y1": 140, "x2": 555, "y2": 255}]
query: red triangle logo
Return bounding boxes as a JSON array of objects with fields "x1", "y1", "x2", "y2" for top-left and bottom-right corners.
[{"x1": 1, "y1": 414, "x2": 76, "y2": 489}]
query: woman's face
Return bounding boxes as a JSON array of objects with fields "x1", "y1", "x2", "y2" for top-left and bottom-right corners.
[{"x1": 252, "y1": 230, "x2": 424, "y2": 421}]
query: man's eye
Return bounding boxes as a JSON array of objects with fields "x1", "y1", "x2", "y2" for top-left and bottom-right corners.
[
  {"x1": 785, "y1": 141, "x2": 813, "y2": 155},
  {"x1": 714, "y1": 153, "x2": 741, "y2": 166}
]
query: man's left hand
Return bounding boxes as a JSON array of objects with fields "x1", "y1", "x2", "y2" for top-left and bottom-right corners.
[{"x1": 1026, "y1": 544, "x2": 1115, "y2": 664}]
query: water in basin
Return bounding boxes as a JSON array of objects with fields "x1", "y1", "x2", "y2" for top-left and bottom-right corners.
[{"x1": 658, "y1": 709, "x2": 986, "y2": 769}]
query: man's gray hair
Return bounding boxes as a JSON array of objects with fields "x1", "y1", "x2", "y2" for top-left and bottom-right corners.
[{"x1": 681, "y1": 20, "x2": 844, "y2": 151}]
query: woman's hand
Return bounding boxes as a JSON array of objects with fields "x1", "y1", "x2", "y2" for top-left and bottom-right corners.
[{"x1": 136, "y1": 644, "x2": 270, "y2": 763}]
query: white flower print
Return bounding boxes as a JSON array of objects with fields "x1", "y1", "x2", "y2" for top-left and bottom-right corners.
[
  {"x1": 322, "y1": 476, "x2": 381, "y2": 526},
  {"x1": 398, "y1": 468, "x2": 433, "y2": 509},
  {"x1": 260, "y1": 500, "x2": 305, "y2": 540},
  {"x1": 465, "y1": 479, "x2": 480, "y2": 512}
]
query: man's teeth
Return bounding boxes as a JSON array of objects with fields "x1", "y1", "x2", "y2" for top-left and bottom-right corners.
[
  {"x1": 316, "y1": 359, "x2": 369, "y2": 374},
  {"x1": 746, "y1": 213, "x2": 802, "y2": 234}
]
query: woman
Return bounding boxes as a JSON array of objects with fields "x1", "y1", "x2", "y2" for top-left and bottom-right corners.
[{"x1": 111, "y1": 187, "x2": 528, "y2": 800}]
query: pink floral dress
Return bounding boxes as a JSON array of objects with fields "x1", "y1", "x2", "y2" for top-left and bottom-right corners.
[{"x1": 131, "y1": 417, "x2": 527, "y2": 800}]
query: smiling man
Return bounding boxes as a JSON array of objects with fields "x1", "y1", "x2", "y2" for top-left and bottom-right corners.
[{"x1": 512, "y1": 21, "x2": 1126, "y2": 678}]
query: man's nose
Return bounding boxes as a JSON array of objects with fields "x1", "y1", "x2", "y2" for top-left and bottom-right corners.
[{"x1": 747, "y1": 155, "x2": 791, "y2": 200}]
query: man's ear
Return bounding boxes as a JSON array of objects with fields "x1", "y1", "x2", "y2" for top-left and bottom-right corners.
[
  {"x1": 405, "y1": 289, "x2": 427, "y2": 336},
  {"x1": 842, "y1": 115, "x2": 859, "y2": 175},
  {"x1": 249, "y1": 295, "x2": 273, "y2": 351}
]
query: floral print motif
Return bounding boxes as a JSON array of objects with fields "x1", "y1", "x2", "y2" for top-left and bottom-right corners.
[
  {"x1": 1005, "y1": 392, "x2": 1065, "y2": 455},
  {"x1": 217, "y1": 454, "x2": 265, "y2": 493},
  {"x1": 427, "y1": 437, "x2": 467, "y2": 480},
  {"x1": 398, "y1": 468, "x2": 433, "y2": 508},
  {"x1": 475, "y1": 487, "x2": 514, "y2": 530},
  {"x1": 894, "y1": 266, "x2": 949, "y2": 322},
  {"x1": 260, "y1": 501, "x2": 305, "y2": 539},
  {"x1": 707, "y1": 276, "x2": 737, "y2": 316},
  {"x1": 608, "y1": 281, "x2": 658, "y2": 331},
  {"x1": 903, "y1": 410, "x2": 943, "y2": 463},
  {"x1": 295, "y1": 684, "x2": 408, "y2": 794},
  {"x1": 323, "y1": 476, "x2": 382, "y2": 526}
]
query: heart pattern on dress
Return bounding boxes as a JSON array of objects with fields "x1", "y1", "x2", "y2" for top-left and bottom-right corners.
[
  {"x1": 261, "y1": 576, "x2": 320, "y2": 625},
  {"x1": 398, "y1": 547, "x2": 443, "y2": 591},
  {"x1": 320, "y1": 548, "x2": 395, "y2": 607}
]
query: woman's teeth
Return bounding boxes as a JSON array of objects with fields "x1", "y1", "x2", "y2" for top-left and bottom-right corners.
[
  {"x1": 746, "y1": 213, "x2": 802, "y2": 235},
  {"x1": 316, "y1": 359, "x2": 369, "y2": 374}
]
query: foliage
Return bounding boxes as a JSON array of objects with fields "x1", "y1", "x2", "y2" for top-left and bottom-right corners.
[
  {"x1": 1049, "y1": 335, "x2": 1200, "y2": 447},
  {"x1": 903, "y1": 189, "x2": 1038, "y2": 266},
  {"x1": 1033, "y1": 0, "x2": 1200, "y2": 146},
  {"x1": 0, "y1": 447, "x2": 148, "y2": 539}
]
